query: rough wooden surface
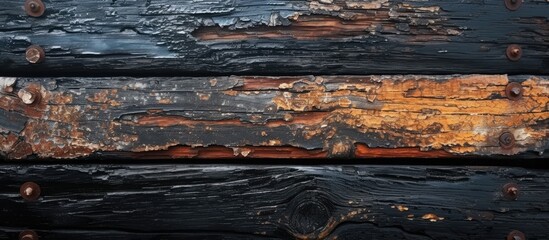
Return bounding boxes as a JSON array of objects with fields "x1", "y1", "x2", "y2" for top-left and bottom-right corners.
[
  {"x1": 0, "y1": 165, "x2": 548, "y2": 239},
  {"x1": 0, "y1": 0, "x2": 548, "y2": 75},
  {"x1": 0, "y1": 74, "x2": 547, "y2": 159}
]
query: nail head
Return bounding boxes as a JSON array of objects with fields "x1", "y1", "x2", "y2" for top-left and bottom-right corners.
[
  {"x1": 17, "y1": 89, "x2": 37, "y2": 105},
  {"x1": 505, "y1": 82, "x2": 523, "y2": 100},
  {"x1": 20, "y1": 182, "x2": 41, "y2": 201},
  {"x1": 25, "y1": 45, "x2": 45, "y2": 64},
  {"x1": 507, "y1": 230, "x2": 525, "y2": 240},
  {"x1": 504, "y1": 0, "x2": 522, "y2": 11},
  {"x1": 506, "y1": 44, "x2": 522, "y2": 61},
  {"x1": 24, "y1": 0, "x2": 45, "y2": 17},
  {"x1": 502, "y1": 183, "x2": 519, "y2": 200},
  {"x1": 499, "y1": 132, "x2": 515, "y2": 149},
  {"x1": 19, "y1": 230, "x2": 38, "y2": 240}
]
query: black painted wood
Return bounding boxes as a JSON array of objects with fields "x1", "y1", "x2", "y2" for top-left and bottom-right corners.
[
  {"x1": 0, "y1": 0, "x2": 548, "y2": 75},
  {"x1": 0, "y1": 165, "x2": 547, "y2": 239}
]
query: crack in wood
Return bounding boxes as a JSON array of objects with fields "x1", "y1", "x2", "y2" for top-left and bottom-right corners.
[{"x1": 0, "y1": 74, "x2": 547, "y2": 159}]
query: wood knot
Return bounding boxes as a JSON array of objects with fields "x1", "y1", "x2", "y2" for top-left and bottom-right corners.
[{"x1": 287, "y1": 191, "x2": 334, "y2": 237}]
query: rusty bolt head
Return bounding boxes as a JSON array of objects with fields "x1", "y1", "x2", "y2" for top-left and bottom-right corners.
[
  {"x1": 506, "y1": 44, "x2": 522, "y2": 61},
  {"x1": 504, "y1": 0, "x2": 522, "y2": 11},
  {"x1": 507, "y1": 230, "x2": 525, "y2": 240},
  {"x1": 20, "y1": 182, "x2": 41, "y2": 201},
  {"x1": 4, "y1": 86, "x2": 14, "y2": 93},
  {"x1": 502, "y1": 183, "x2": 519, "y2": 200},
  {"x1": 25, "y1": 45, "x2": 45, "y2": 64},
  {"x1": 19, "y1": 230, "x2": 38, "y2": 240},
  {"x1": 24, "y1": 0, "x2": 46, "y2": 17},
  {"x1": 505, "y1": 82, "x2": 523, "y2": 100},
  {"x1": 499, "y1": 132, "x2": 515, "y2": 149},
  {"x1": 18, "y1": 88, "x2": 38, "y2": 105}
]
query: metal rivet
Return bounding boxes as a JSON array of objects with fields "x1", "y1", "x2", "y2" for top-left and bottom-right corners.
[
  {"x1": 25, "y1": 45, "x2": 45, "y2": 64},
  {"x1": 17, "y1": 88, "x2": 38, "y2": 105},
  {"x1": 507, "y1": 230, "x2": 525, "y2": 240},
  {"x1": 4, "y1": 86, "x2": 14, "y2": 93},
  {"x1": 504, "y1": 0, "x2": 522, "y2": 11},
  {"x1": 505, "y1": 82, "x2": 523, "y2": 101},
  {"x1": 24, "y1": 0, "x2": 45, "y2": 17},
  {"x1": 506, "y1": 44, "x2": 522, "y2": 61},
  {"x1": 19, "y1": 230, "x2": 38, "y2": 240},
  {"x1": 20, "y1": 182, "x2": 41, "y2": 201},
  {"x1": 499, "y1": 132, "x2": 515, "y2": 149},
  {"x1": 502, "y1": 183, "x2": 519, "y2": 200}
]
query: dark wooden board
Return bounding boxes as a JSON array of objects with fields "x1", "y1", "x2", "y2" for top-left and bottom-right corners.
[
  {"x1": 1, "y1": 74, "x2": 548, "y2": 159},
  {"x1": 0, "y1": 0, "x2": 548, "y2": 75},
  {"x1": 0, "y1": 165, "x2": 548, "y2": 239}
]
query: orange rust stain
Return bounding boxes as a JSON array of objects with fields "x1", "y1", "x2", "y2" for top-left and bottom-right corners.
[
  {"x1": 233, "y1": 76, "x2": 313, "y2": 91},
  {"x1": 1, "y1": 75, "x2": 547, "y2": 159},
  {"x1": 223, "y1": 90, "x2": 239, "y2": 96},
  {"x1": 21, "y1": 120, "x2": 95, "y2": 159},
  {"x1": 157, "y1": 98, "x2": 172, "y2": 104},
  {"x1": 193, "y1": 1, "x2": 457, "y2": 42},
  {"x1": 392, "y1": 205, "x2": 409, "y2": 212},
  {"x1": 422, "y1": 213, "x2": 444, "y2": 222},
  {"x1": 111, "y1": 146, "x2": 327, "y2": 159},
  {"x1": 8, "y1": 141, "x2": 33, "y2": 159},
  {"x1": 193, "y1": 12, "x2": 454, "y2": 41},
  {"x1": 198, "y1": 93, "x2": 211, "y2": 101},
  {"x1": 271, "y1": 75, "x2": 549, "y2": 155},
  {"x1": 345, "y1": 0, "x2": 388, "y2": 10},
  {"x1": 0, "y1": 83, "x2": 48, "y2": 119},
  {"x1": 0, "y1": 133, "x2": 18, "y2": 148},
  {"x1": 86, "y1": 89, "x2": 121, "y2": 107},
  {"x1": 355, "y1": 144, "x2": 454, "y2": 158},
  {"x1": 193, "y1": 15, "x2": 385, "y2": 41},
  {"x1": 0, "y1": 133, "x2": 20, "y2": 157},
  {"x1": 330, "y1": 140, "x2": 352, "y2": 156},
  {"x1": 133, "y1": 115, "x2": 243, "y2": 127},
  {"x1": 272, "y1": 89, "x2": 362, "y2": 111},
  {"x1": 50, "y1": 92, "x2": 73, "y2": 104}
]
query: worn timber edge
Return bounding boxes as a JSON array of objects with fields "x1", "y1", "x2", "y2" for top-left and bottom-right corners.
[
  {"x1": 1, "y1": 165, "x2": 548, "y2": 239},
  {"x1": 0, "y1": 74, "x2": 547, "y2": 160},
  {"x1": 0, "y1": 0, "x2": 548, "y2": 75}
]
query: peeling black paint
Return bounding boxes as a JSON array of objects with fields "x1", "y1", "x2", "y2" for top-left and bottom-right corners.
[{"x1": 0, "y1": 0, "x2": 547, "y2": 76}]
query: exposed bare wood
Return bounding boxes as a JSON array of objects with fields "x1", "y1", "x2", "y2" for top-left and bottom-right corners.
[
  {"x1": 0, "y1": 0, "x2": 547, "y2": 75},
  {"x1": 0, "y1": 75, "x2": 547, "y2": 159}
]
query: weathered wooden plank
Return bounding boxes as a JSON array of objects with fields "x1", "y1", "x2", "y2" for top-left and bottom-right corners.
[
  {"x1": 0, "y1": 0, "x2": 547, "y2": 75},
  {"x1": 0, "y1": 165, "x2": 548, "y2": 239},
  {"x1": 0, "y1": 75, "x2": 548, "y2": 159}
]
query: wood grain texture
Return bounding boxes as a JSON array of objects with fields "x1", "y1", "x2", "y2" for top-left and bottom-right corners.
[
  {"x1": 0, "y1": 165, "x2": 548, "y2": 239},
  {"x1": 0, "y1": 0, "x2": 547, "y2": 75},
  {"x1": 0, "y1": 74, "x2": 547, "y2": 159}
]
